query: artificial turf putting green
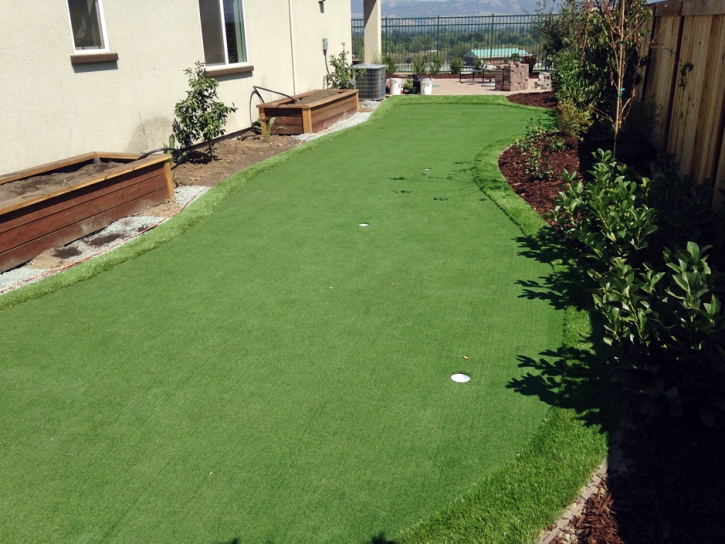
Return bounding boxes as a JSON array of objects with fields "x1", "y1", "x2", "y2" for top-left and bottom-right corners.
[{"x1": 1, "y1": 102, "x2": 563, "y2": 543}]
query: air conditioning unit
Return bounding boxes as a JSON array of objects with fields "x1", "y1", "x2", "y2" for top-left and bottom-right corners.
[{"x1": 354, "y1": 63, "x2": 386, "y2": 100}]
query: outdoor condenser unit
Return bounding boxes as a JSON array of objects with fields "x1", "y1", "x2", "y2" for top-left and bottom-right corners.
[{"x1": 355, "y1": 64, "x2": 386, "y2": 100}]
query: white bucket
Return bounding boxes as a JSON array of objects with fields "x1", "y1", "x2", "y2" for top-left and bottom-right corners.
[
  {"x1": 390, "y1": 78, "x2": 403, "y2": 96},
  {"x1": 421, "y1": 78, "x2": 433, "y2": 95}
]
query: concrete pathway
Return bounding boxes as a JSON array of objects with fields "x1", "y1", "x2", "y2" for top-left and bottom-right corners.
[{"x1": 415, "y1": 76, "x2": 544, "y2": 96}]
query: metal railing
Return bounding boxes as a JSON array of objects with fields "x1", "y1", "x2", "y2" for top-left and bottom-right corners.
[{"x1": 351, "y1": 15, "x2": 556, "y2": 72}]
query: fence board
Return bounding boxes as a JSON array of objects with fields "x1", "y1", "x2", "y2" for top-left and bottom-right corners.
[
  {"x1": 692, "y1": 15, "x2": 725, "y2": 182},
  {"x1": 644, "y1": 16, "x2": 682, "y2": 146},
  {"x1": 667, "y1": 16, "x2": 711, "y2": 175}
]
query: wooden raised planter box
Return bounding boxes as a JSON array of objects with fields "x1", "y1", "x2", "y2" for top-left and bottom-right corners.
[
  {"x1": 257, "y1": 89, "x2": 359, "y2": 135},
  {"x1": 0, "y1": 152, "x2": 173, "y2": 273}
]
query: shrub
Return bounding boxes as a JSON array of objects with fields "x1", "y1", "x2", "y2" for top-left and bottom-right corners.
[
  {"x1": 173, "y1": 62, "x2": 237, "y2": 159},
  {"x1": 514, "y1": 119, "x2": 567, "y2": 181},
  {"x1": 551, "y1": 150, "x2": 725, "y2": 425},
  {"x1": 324, "y1": 44, "x2": 364, "y2": 89},
  {"x1": 429, "y1": 56, "x2": 443, "y2": 76},
  {"x1": 450, "y1": 57, "x2": 464, "y2": 75},
  {"x1": 556, "y1": 99, "x2": 593, "y2": 139},
  {"x1": 383, "y1": 55, "x2": 397, "y2": 76},
  {"x1": 412, "y1": 56, "x2": 428, "y2": 76},
  {"x1": 551, "y1": 49, "x2": 604, "y2": 108}
]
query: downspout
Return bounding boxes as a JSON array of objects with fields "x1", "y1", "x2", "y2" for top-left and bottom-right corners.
[{"x1": 287, "y1": 0, "x2": 297, "y2": 95}]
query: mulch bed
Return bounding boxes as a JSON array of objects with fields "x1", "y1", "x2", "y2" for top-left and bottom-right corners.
[
  {"x1": 502, "y1": 91, "x2": 725, "y2": 544},
  {"x1": 498, "y1": 92, "x2": 599, "y2": 221}
]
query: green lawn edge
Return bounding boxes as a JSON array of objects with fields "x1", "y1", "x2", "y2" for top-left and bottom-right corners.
[{"x1": 393, "y1": 137, "x2": 609, "y2": 543}]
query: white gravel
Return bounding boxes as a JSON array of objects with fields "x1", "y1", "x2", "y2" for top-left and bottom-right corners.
[
  {"x1": 0, "y1": 185, "x2": 208, "y2": 295},
  {"x1": 294, "y1": 99, "x2": 381, "y2": 143}
]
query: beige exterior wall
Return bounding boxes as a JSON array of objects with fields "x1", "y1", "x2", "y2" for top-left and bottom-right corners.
[{"x1": 0, "y1": 0, "x2": 351, "y2": 175}]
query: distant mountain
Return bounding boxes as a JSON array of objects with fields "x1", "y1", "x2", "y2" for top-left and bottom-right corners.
[{"x1": 350, "y1": 0, "x2": 542, "y2": 17}]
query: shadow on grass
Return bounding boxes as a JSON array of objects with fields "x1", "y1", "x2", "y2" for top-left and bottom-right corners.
[
  {"x1": 508, "y1": 227, "x2": 618, "y2": 430},
  {"x1": 509, "y1": 225, "x2": 725, "y2": 542}
]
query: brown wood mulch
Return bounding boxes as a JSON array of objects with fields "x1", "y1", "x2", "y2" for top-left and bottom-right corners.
[{"x1": 503, "y1": 91, "x2": 725, "y2": 544}]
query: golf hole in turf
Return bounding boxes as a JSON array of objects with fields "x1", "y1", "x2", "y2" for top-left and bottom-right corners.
[
  {"x1": 359, "y1": 223, "x2": 369, "y2": 227},
  {"x1": 451, "y1": 373, "x2": 470, "y2": 383}
]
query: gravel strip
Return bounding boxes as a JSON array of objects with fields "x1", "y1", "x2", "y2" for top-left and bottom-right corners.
[{"x1": 0, "y1": 185, "x2": 207, "y2": 294}]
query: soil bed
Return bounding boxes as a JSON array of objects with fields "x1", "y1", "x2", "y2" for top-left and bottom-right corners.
[
  {"x1": 172, "y1": 134, "x2": 300, "y2": 187},
  {"x1": 0, "y1": 161, "x2": 123, "y2": 203},
  {"x1": 295, "y1": 89, "x2": 340, "y2": 105}
]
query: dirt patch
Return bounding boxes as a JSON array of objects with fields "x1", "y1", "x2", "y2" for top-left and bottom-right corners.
[
  {"x1": 88, "y1": 232, "x2": 125, "y2": 248},
  {"x1": 507, "y1": 91, "x2": 558, "y2": 109},
  {"x1": 53, "y1": 246, "x2": 83, "y2": 260},
  {"x1": 296, "y1": 89, "x2": 341, "y2": 105},
  {"x1": 141, "y1": 199, "x2": 182, "y2": 218},
  {"x1": 0, "y1": 161, "x2": 123, "y2": 205},
  {"x1": 172, "y1": 134, "x2": 300, "y2": 187}
]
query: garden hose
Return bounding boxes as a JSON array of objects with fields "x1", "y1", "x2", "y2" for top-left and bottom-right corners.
[{"x1": 248, "y1": 86, "x2": 297, "y2": 125}]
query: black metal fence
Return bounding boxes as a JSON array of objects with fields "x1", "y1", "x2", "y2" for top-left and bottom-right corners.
[{"x1": 351, "y1": 15, "x2": 555, "y2": 72}]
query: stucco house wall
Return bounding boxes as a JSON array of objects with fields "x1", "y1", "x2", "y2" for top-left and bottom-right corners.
[{"x1": 0, "y1": 0, "x2": 351, "y2": 175}]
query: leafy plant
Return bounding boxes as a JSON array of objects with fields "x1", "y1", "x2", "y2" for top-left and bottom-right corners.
[
  {"x1": 449, "y1": 57, "x2": 464, "y2": 75},
  {"x1": 412, "y1": 56, "x2": 428, "y2": 76},
  {"x1": 551, "y1": 150, "x2": 725, "y2": 425},
  {"x1": 251, "y1": 117, "x2": 283, "y2": 139},
  {"x1": 514, "y1": 119, "x2": 563, "y2": 181},
  {"x1": 324, "y1": 44, "x2": 364, "y2": 90},
  {"x1": 173, "y1": 61, "x2": 237, "y2": 159},
  {"x1": 473, "y1": 57, "x2": 483, "y2": 70},
  {"x1": 429, "y1": 56, "x2": 443, "y2": 76},
  {"x1": 510, "y1": 52, "x2": 521, "y2": 63},
  {"x1": 556, "y1": 99, "x2": 593, "y2": 139},
  {"x1": 383, "y1": 55, "x2": 397, "y2": 76},
  {"x1": 403, "y1": 79, "x2": 414, "y2": 91}
]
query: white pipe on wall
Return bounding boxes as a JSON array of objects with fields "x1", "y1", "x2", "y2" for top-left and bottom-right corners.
[{"x1": 287, "y1": 0, "x2": 297, "y2": 95}]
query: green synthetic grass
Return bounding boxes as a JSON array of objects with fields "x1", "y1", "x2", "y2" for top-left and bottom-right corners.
[{"x1": 0, "y1": 98, "x2": 607, "y2": 543}]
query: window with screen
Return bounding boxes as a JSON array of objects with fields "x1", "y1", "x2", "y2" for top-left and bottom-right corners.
[
  {"x1": 198, "y1": 0, "x2": 248, "y2": 66},
  {"x1": 67, "y1": 0, "x2": 107, "y2": 51}
]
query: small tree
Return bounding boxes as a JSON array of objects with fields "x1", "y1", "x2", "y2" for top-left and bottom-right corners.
[
  {"x1": 173, "y1": 62, "x2": 237, "y2": 159},
  {"x1": 324, "y1": 44, "x2": 364, "y2": 89},
  {"x1": 591, "y1": 0, "x2": 652, "y2": 158}
]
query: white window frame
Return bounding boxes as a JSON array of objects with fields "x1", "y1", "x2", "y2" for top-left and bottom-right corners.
[
  {"x1": 198, "y1": 0, "x2": 251, "y2": 67},
  {"x1": 66, "y1": 0, "x2": 110, "y2": 54}
]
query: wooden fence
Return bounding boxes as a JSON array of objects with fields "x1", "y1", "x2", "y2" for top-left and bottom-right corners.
[{"x1": 641, "y1": 0, "x2": 725, "y2": 187}]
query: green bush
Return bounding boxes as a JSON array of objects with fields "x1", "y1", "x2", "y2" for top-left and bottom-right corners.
[
  {"x1": 173, "y1": 62, "x2": 237, "y2": 158},
  {"x1": 556, "y1": 99, "x2": 593, "y2": 139},
  {"x1": 551, "y1": 150, "x2": 725, "y2": 425},
  {"x1": 551, "y1": 49, "x2": 605, "y2": 108},
  {"x1": 412, "y1": 56, "x2": 428, "y2": 76},
  {"x1": 429, "y1": 56, "x2": 443, "y2": 76},
  {"x1": 324, "y1": 44, "x2": 364, "y2": 89},
  {"x1": 383, "y1": 55, "x2": 397, "y2": 76},
  {"x1": 449, "y1": 57, "x2": 464, "y2": 75},
  {"x1": 514, "y1": 119, "x2": 567, "y2": 181}
]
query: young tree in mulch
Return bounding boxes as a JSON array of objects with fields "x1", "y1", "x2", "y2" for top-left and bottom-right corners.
[
  {"x1": 173, "y1": 61, "x2": 237, "y2": 160},
  {"x1": 536, "y1": 0, "x2": 654, "y2": 158}
]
